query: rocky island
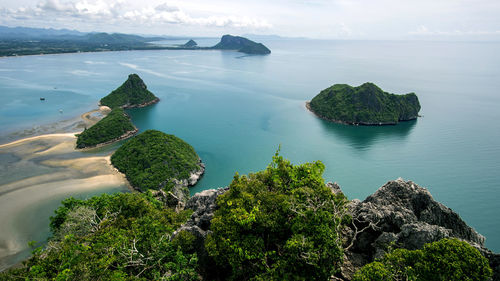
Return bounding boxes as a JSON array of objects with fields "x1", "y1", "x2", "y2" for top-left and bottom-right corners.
[
  {"x1": 307, "y1": 82, "x2": 421, "y2": 125},
  {"x1": 211, "y1": 34, "x2": 271, "y2": 55},
  {"x1": 182, "y1": 39, "x2": 198, "y2": 48},
  {"x1": 110, "y1": 130, "x2": 204, "y2": 201},
  {"x1": 100, "y1": 73, "x2": 159, "y2": 109}
]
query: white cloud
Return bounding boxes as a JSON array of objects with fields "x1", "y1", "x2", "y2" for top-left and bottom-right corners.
[{"x1": 0, "y1": 0, "x2": 272, "y2": 31}]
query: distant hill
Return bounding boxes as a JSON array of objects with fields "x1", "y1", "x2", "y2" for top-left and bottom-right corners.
[
  {"x1": 0, "y1": 25, "x2": 85, "y2": 39},
  {"x1": 212, "y1": 35, "x2": 271, "y2": 55},
  {"x1": 100, "y1": 74, "x2": 159, "y2": 109},
  {"x1": 182, "y1": 39, "x2": 198, "y2": 48},
  {"x1": 308, "y1": 82, "x2": 421, "y2": 125}
]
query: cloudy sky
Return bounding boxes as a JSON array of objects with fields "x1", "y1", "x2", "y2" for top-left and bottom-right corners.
[{"x1": 1, "y1": 0, "x2": 500, "y2": 40}]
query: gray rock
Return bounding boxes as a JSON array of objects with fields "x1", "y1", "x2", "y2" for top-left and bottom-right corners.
[{"x1": 338, "y1": 178, "x2": 494, "y2": 280}]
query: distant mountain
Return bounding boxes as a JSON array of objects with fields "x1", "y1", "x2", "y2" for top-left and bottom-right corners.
[
  {"x1": 0, "y1": 25, "x2": 85, "y2": 39},
  {"x1": 212, "y1": 35, "x2": 271, "y2": 55}
]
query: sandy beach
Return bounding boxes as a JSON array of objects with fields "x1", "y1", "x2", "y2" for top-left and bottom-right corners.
[{"x1": 0, "y1": 106, "x2": 129, "y2": 271}]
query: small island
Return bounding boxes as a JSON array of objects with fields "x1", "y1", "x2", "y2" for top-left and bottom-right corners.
[
  {"x1": 211, "y1": 34, "x2": 271, "y2": 55},
  {"x1": 75, "y1": 108, "x2": 137, "y2": 149},
  {"x1": 100, "y1": 74, "x2": 159, "y2": 109},
  {"x1": 182, "y1": 39, "x2": 198, "y2": 48},
  {"x1": 307, "y1": 82, "x2": 421, "y2": 125},
  {"x1": 111, "y1": 129, "x2": 205, "y2": 193}
]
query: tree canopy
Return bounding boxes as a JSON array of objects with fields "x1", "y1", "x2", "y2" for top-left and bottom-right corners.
[
  {"x1": 0, "y1": 192, "x2": 198, "y2": 280},
  {"x1": 205, "y1": 152, "x2": 349, "y2": 280},
  {"x1": 111, "y1": 130, "x2": 202, "y2": 191},
  {"x1": 76, "y1": 108, "x2": 136, "y2": 149},
  {"x1": 100, "y1": 74, "x2": 158, "y2": 109},
  {"x1": 309, "y1": 82, "x2": 420, "y2": 125},
  {"x1": 353, "y1": 238, "x2": 492, "y2": 281}
]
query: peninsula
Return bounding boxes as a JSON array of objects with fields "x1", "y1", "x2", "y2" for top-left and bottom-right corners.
[{"x1": 307, "y1": 82, "x2": 421, "y2": 125}]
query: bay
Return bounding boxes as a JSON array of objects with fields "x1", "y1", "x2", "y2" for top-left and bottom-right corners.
[{"x1": 0, "y1": 39, "x2": 499, "y2": 269}]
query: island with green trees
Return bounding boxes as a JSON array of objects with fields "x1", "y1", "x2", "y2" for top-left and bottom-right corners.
[
  {"x1": 211, "y1": 34, "x2": 271, "y2": 55},
  {"x1": 100, "y1": 74, "x2": 159, "y2": 109},
  {"x1": 76, "y1": 74, "x2": 158, "y2": 149},
  {"x1": 75, "y1": 108, "x2": 137, "y2": 149},
  {"x1": 307, "y1": 82, "x2": 421, "y2": 125},
  {"x1": 110, "y1": 129, "x2": 205, "y2": 192}
]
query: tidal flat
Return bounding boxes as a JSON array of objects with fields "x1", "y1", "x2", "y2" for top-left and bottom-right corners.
[{"x1": 0, "y1": 110, "x2": 129, "y2": 271}]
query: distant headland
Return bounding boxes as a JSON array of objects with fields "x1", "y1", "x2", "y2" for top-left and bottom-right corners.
[
  {"x1": 307, "y1": 82, "x2": 421, "y2": 126},
  {"x1": 0, "y1": 26, "x2": 271, "y2": 57}
]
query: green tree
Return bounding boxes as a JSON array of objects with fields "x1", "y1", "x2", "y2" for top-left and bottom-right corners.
[
  {"x1": 353, "y1": 238, "x2": 492, "y2": 281},
  {"x1": 205, "y1": 152, "x2": 349, "y2": 280}
]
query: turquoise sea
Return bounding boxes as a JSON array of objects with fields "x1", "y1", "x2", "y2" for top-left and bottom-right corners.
[{"x1": 0, "y1": 39, "x2": 499, "y2": 265}]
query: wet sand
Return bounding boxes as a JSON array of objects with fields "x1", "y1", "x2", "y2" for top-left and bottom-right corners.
[{"x1": 0, "y1": 106, "x2": 129, "y2": 271}]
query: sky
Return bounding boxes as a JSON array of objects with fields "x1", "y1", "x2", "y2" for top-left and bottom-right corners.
[{"x1": 1, "y1": 0, "x2": 500, "y2": 40}]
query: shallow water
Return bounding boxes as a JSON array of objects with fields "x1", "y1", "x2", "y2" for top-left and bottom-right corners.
[{"x1": 0, "y1": 39, "x2": 499, "y2": 269}]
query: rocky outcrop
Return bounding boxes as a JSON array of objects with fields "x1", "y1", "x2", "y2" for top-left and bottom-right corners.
[{"x1": 337, "y1": 178, "x2": 499, "y2": 280}]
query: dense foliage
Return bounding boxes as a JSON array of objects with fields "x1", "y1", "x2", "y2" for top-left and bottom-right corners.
[
  {"x1": 309, "y1": 82, "x2": 420, "y2": 125},
  {"x1": 100, "y1": 74, "x2": 158, "y2": 109},
  {"x1": 0, "y1": 193, "x2": 198, "y2": 280},
  {"x1": 212, "y1": 35, "x2": 271, "y2": 55},
  {"x1": 76, "y1": 108, "x2": 136, "y2": 148},
  {"x1": 111, "y1": 130, "x2": 202, "y2": 191},
  {"x1": 205, "y1": 152, "x2": 349, "y2": 280},
  {"x1": 353, "y1": 238, "x2": 492, "y2": 281}
]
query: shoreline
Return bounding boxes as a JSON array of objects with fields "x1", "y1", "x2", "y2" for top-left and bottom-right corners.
[
  {"x1": 305, "y1": 101, "x2": 417, "y2": 126},
  {"x1": 76, "y1": 128, "x2": 139, "y2": 151}
]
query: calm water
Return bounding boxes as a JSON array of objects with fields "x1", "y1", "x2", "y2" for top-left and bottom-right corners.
[{"x1": 1, "y1": 39, "x2": 499, "y2": 255}]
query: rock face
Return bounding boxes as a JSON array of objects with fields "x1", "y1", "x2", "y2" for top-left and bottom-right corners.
[
  {"x1": 338, "y1": 178, "x2": 499, "y2": 280},
  {"x1": 212, "y1": 34, "x2": 271, "y2": 55},
  {"x1": 172, "y1": 187, "x2": 229, "y2": 275}
]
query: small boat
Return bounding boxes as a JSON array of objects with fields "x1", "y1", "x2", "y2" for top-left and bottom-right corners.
[
  {"x1": 59, "y1": 109, "x2": 63, "y2": 113},
  {"x1": 40, "y1": 97, "x2": 45, "y2": 101}
]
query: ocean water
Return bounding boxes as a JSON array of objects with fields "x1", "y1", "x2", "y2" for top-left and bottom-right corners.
[{"x1": 0, "y1": 38, "x2": 499, "y2": 258}]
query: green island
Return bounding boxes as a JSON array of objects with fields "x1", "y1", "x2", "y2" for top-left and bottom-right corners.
[
  {"x1": 307, "y1": 82, "x2": 421, "y2": 125},
  {"x1": 75, "y1": 108, "x2": 137, "y2": 149},
  {"x1": 0, "y1": 155, "x2": 493, "y2": 280},
  {"x1": 100, "y1": 74, "x2": 159, "y2": 109},
  {"x1": 211, "y1": 34, "x2": 271, "y2": 55},
  {"x1": 111, "y1": 129, "x2": 204, "y2": 192}
]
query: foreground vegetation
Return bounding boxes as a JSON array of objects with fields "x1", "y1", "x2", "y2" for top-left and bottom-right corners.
[
  {"x1": 354, "y1": 238, "x2": 492, "y2": 281},
  {"x1": 100, "y1": 74, "x2": 159, "y2": 109},
  {"x1": 205, "y1": 152, "x2": 349, "y2": 280},
  {"x1": 76, "y1": 108, "x2": 136, "y2": 149},
  {"x1": 308, "y1": 82, "x2": 421, "y2": 125},
  {"x1": 111, "y1": 130, "x2": 202, "y2": 191},
  {"x1": 0, "y1": 155, "x2": 492, "y2": 280},
  {"x1": 0, "y1": 193, "x2": 198, "y2": 280}
]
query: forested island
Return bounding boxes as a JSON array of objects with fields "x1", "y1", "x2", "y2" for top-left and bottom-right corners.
[
  {"x1": 111, "y1": 129, "x2": 205, "y2": 192},
  {"x1": 76, "y1": 108, "x2": 137, "y2": 149},
  {"x1": 307, "y1": 82, "x2": 421, "y2": 125},
  {"x1": 1, "y1": 154, "x2": 497, "y2": 280},
  {"x1": 211, "y1": 35, "x2": 271, "y2": 54},
  {"x1": 76, "y1": 74, "x2": 158, "y2": 149},
  {"x1": 100, "y1": 74, "x2": 159, "y2": 109}
]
